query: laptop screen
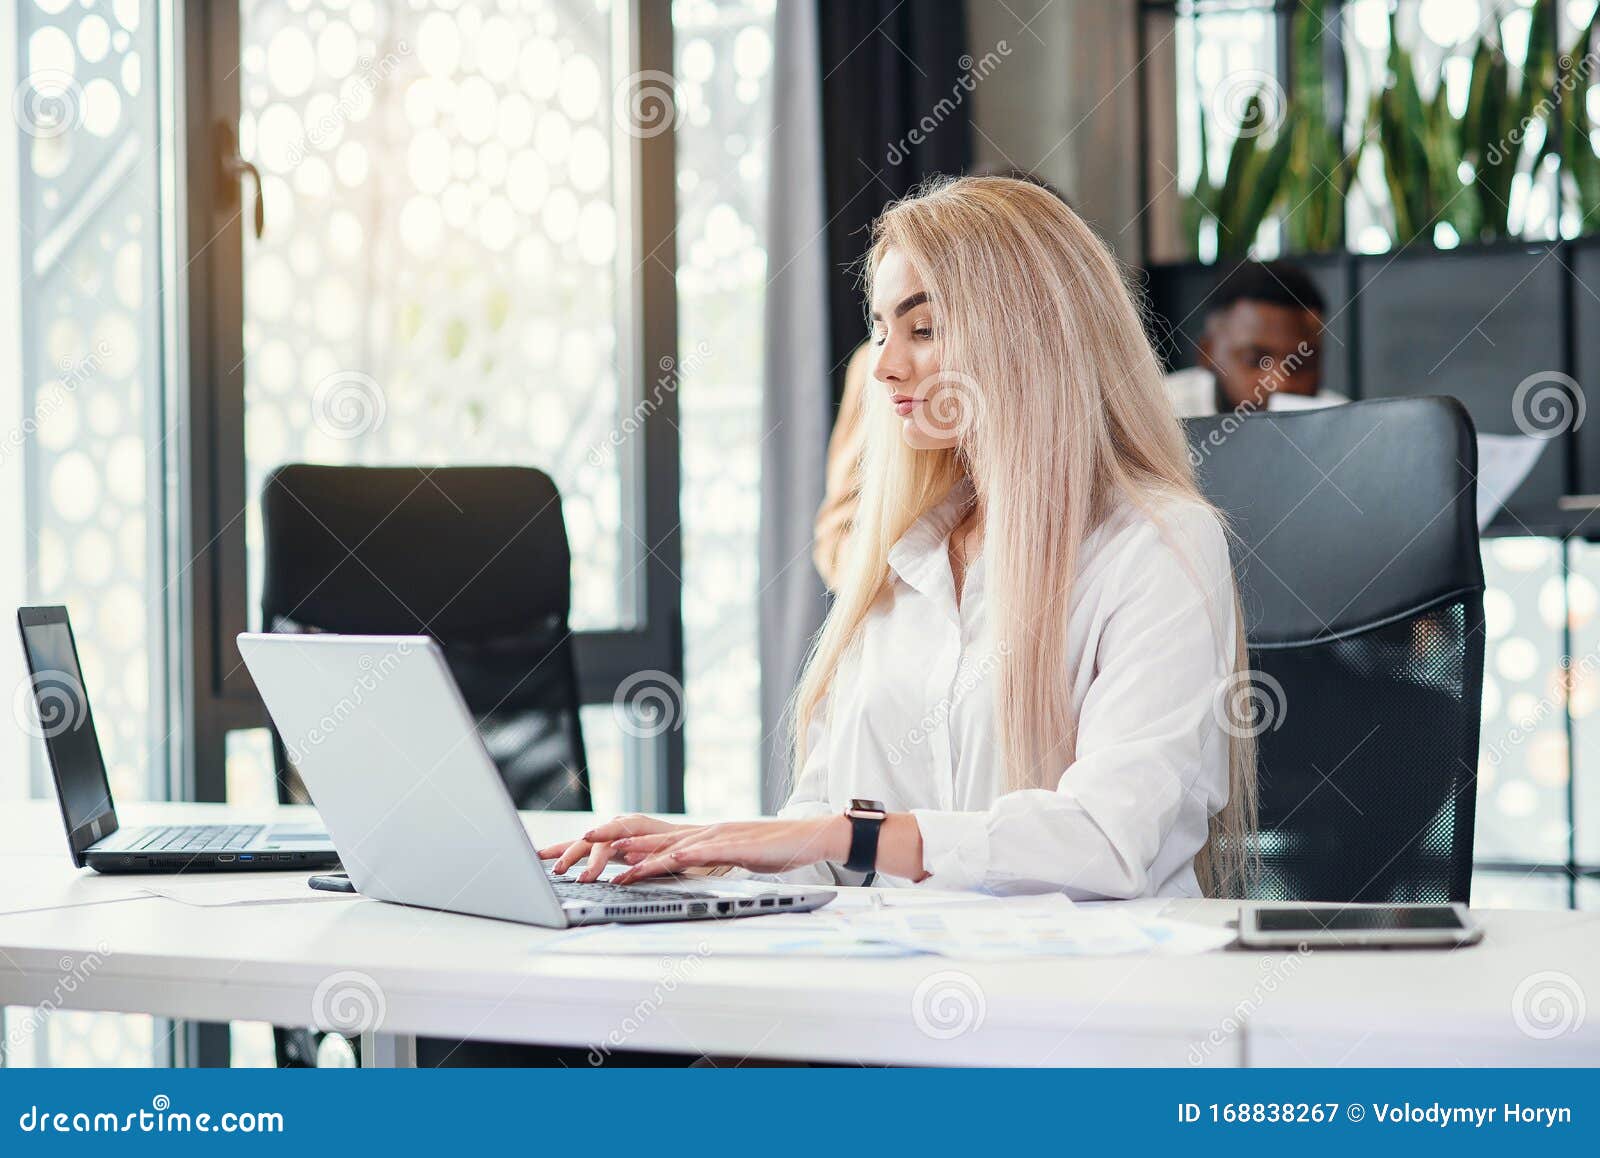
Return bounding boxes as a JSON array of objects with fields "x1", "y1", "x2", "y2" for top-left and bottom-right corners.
[{"x1": 17, "y1": 609, "x2": 116, "y2": 859}]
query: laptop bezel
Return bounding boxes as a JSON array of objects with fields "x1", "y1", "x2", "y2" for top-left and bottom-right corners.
[{"x1": 16, "y1": 604, "x2": 119, "y2": 868}]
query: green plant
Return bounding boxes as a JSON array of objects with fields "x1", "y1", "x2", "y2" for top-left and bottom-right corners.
[
  {"x1": 1282, "y1": 0, "x2": 1365, "y2": 253},
  {"x1": 1185, "y1": 85, "x2": 1295, "y2": 259},
  {"x1": 1542, "y1": 5, "x2": 1600, "y2": 230},
  {"x1": 1376, "y1": 9, "x2": 1467, "y2": 245}
]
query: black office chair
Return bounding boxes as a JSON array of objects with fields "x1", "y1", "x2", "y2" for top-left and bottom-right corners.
[
  {"x1": 258, "y1": 464, "x2": 591, "y2": 1069},
  {"x1": 259, "y1": 464, "x2": 590, "y2": 812},
  {"x1": 1184, "y1": 396, "x2": 1485, "y2": 904}
]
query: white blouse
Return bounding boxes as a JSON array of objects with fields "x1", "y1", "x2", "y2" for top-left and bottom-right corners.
[{"x1": 777, "y1": 478, "x2": 1239, "y2": 900}]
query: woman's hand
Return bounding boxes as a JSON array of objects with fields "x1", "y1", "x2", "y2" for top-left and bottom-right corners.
[
  {"x1": 607, "y1": 815, "x2": 851, "y2": 883},
  {"x1": 537, "y1": 814, "x2": 700, "y2": 882}
]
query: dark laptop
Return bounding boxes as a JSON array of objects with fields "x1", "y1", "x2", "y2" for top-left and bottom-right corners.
[{"x1": 16, "y1": 605, "x2": 339, "y2": 873}]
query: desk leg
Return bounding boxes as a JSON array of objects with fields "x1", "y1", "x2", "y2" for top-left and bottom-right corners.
[{"x1": 360, "y1": 1031, "x2": 417, "y2": 1068}]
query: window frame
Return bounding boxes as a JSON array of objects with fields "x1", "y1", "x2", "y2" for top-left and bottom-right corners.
[{"x1": 176, "y1": 0, "x2": 687, "y2": 814}]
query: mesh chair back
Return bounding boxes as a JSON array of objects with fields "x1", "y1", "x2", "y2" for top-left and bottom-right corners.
[
  {"x1": 1184, "y1": 397, "x2": 1485, "y2": 902},
  {"x1": 259, "y1": 464, "x2": 589, "y2": 811}
]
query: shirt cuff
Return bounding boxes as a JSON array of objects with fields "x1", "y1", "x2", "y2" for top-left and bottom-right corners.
[{"x1": 910, "y1": 809, "x2": 990, "y2": 891}]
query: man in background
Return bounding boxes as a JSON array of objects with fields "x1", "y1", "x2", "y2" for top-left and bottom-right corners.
[{"x1": 1166, "y1": 260, "x2": 1347, "y2": 418}]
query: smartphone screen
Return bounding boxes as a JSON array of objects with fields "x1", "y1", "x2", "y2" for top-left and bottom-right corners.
[{"x1": 1255, "y1": 905, "x2": 1466, "y2": 933}]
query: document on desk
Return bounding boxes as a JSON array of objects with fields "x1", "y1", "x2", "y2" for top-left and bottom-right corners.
[
  {"x1": 541, "y1": 895, "x2": 1235, "y2": 959},
  {"x1": 1475, "y1": 433, "x2": 1547, "y2": 530},
  {"x1": 139, "y1": 875, "x2": 356, "y2": 907}
]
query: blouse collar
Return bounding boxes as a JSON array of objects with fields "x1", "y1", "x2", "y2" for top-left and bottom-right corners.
[{"x1": 886, "y1": 477, "x2": 979, "y2": 617}]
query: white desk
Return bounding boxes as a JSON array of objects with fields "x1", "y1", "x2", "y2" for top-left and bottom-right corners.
[{"x1": 0, "y1": 803, "x2": 1596, "y2": 1066}]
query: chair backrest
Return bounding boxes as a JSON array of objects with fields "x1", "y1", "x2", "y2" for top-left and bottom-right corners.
[
  {"x1": 1184, "y1": 397, "x2": 1485, "y2": 903},
  {"x1": 259, "y1": 464, "x2": 589, "y2": 811}
]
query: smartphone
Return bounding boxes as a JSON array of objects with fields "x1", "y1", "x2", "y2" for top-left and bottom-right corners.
[{"x1": 1237, "y1": 903, "x2": 1483, "y2": 949}]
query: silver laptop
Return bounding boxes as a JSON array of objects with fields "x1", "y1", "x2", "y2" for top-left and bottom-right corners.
[{"x1": 236, "y1": 632, "x2": 835, "y2": 927}]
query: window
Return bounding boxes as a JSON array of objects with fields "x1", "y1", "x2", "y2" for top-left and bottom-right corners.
[
  {"x1": 673, "y1": 0, "x2": 773, "y2": 816},
  {"x1": 1145, "y1": 0, "x2": 1598, "y2": 263},
  {"x1": 5, "y1": 0, "x2": 775, "y2": 1068},
  {"x1": 209, "y1": 0, "x2": 775, "y2": 818},
  {"x1": 3, "y1": 0, "x2": 173, "y2": 1067}
]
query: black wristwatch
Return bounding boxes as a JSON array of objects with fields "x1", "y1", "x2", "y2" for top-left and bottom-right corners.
[{"x1": 843, "y1": 798, "x2": 888, "y2": 883}]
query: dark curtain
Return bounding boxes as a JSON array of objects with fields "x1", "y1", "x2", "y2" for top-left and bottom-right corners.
[{"x1": 816, "y1": 0, "x2": 974, "y2": 402}]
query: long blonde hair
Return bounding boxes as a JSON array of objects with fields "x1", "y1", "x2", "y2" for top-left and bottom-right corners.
[{"x1": 793, "y1": 175, "x2": 1258, "y2": 897}]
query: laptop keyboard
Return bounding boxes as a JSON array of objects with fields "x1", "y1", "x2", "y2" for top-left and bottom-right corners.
[
  {"x1": 129, "y1": 824, "x2": 264, "y2": 853},
  {"x1": 549, "y1": 879, "x2": 709, "y2": 903}
]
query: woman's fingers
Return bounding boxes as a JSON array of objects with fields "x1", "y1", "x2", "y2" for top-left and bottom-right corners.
[
  {"x1": 614, "y1": 842, "x2": 729, "y2": 884},
  {"x1": 577, "y1": 841, "x2": 615, "y2": 882},
  {"x1": 611, "y1": 831, "x2": 691, "y2": 857},
  {"x1": 536, "y1": 840, "x2": 577, "y2": 860},
  {"x1": 551, "y1": 839, "x2": 592, "y2": 875},
  {"x1": 583, "y1": 814, "x2": 693, "y2": 843}
]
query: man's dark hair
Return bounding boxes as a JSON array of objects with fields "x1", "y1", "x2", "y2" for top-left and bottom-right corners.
[{"x1": 1210, "y1": 261, "x2": 1326, "y2": 317}]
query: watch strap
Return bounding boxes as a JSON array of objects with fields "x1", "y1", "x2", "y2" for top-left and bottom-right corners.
[{"x1": 844, "y1": 808, "x2": 885, "y2": 875}]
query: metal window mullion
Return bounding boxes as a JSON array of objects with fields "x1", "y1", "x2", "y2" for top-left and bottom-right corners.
[
  {"x1": 617, "y1": 0, "x2": 684, "y2": 813},
  {"x1": 176, "y1": 0, "x2": 248, "y2": 807}
]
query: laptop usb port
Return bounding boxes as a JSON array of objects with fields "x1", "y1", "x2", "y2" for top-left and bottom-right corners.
[
  {"x1": 778, "y1": 898, "x2": 794, "y2": 907},
  {"x1": 759, "y1": 898, "x2": 775, "y2": 908},
  {"x1": 238, "y1": 854, "x2": 254, "y2": 861}
]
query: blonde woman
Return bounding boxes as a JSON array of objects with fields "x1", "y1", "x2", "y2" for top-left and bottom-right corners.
[{"x1": 542, "y1": 176, "x2": 1257, "y2": 900}]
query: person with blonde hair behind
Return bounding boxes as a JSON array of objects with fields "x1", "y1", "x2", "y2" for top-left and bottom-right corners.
[{"x1": 543, "y1": 176, "x2": 1257, "y2": 901}]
